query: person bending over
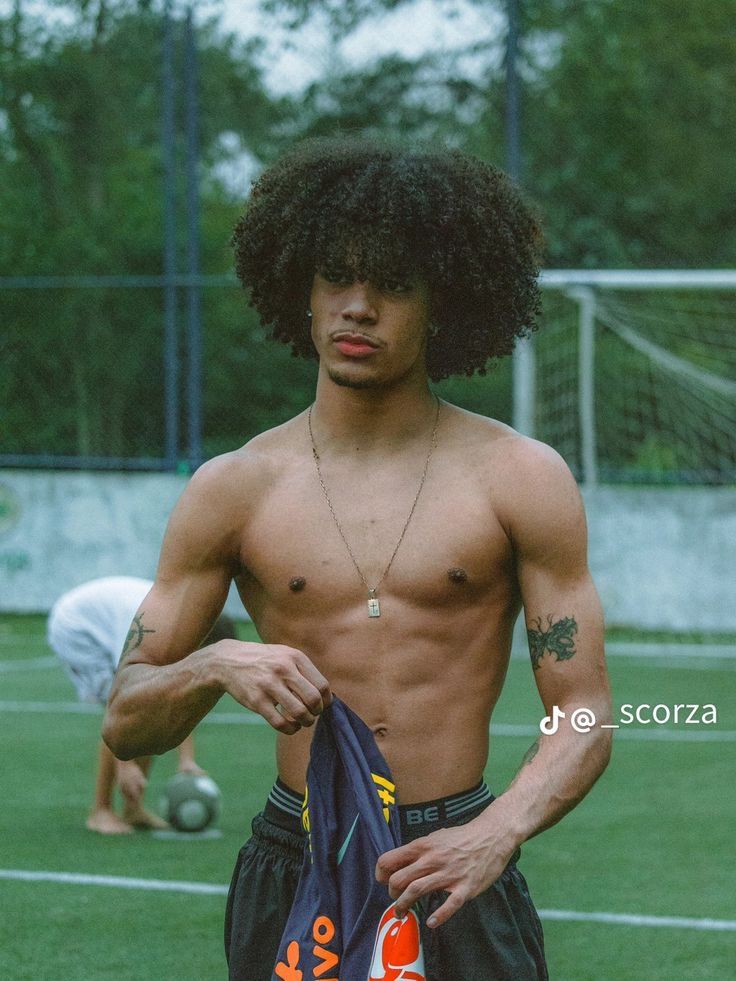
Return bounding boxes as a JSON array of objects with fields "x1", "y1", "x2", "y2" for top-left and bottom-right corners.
[{"x1": 49, "y1": 575, "x2": 235, "y2": 834}]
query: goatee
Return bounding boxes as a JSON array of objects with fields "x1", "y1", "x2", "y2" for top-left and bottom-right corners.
[{"x1": 326, "y1": 368, "x2": 385, "y2": 390}]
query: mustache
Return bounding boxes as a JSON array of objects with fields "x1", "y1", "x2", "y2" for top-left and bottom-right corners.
[{"x1": 330, "y1": 330, "x2": 381, "y2": 348}]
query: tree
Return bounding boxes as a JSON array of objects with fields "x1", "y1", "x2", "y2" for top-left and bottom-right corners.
[
  {"x1": 3, "y1": 0, "x2": 733, "y2": 466},
  {"x1": 523, "y1": 0, "x2": 736, "y2": 266},
  {"x1": 265, "y1": 0, "x2": 736, "y2": 266},
  {"x1": 0, "y1": 0, "x2": 294, "y2": 460}
]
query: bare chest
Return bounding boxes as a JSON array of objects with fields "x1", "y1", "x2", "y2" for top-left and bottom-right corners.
[{"x1": 237, "y1": 457, "x2": 515, "y2": 616}]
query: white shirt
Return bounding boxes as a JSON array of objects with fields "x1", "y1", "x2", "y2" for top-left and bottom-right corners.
[{"x1": 49, "y1": 576, "x2": 153, "y2": 667}]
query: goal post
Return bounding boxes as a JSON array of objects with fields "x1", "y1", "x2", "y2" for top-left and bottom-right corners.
[{"x1": 517, "y1": 270, "x2": 736, "y2": 486}]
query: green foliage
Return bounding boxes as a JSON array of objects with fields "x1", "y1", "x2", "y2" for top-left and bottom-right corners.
[
  {"x1": 523, "y1": 0, "x2": 736, "y2": 266},
  {"x1": 269, "y1": 0, "x2": 735, "y2": 267},
  {"x1": 2, "y1": 0, "x2": 734, "y2": 469},
  {"x1": 0, "y1": 1, "x2": 290, "y2": 460}
]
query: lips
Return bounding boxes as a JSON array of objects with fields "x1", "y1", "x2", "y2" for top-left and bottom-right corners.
[{"x1": 333, "y1": 333, "x2": 380, "y2": 358}]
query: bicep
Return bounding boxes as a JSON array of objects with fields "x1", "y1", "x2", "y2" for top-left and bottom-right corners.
[
  {"x1": 506, "y1": 446, "x2": 609, "y2": 713},
  {"x1": 521, "y1": 569, "x2": 607, "y2": 714},
  {"x1": 120, "y1": 571, "x2": 231, "y2": 669},
  {"x1": 120, "y1": 466, "x2": 240, "y2": 668}
]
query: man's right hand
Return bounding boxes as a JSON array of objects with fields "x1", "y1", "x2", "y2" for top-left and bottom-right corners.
[{"x1": 211, "y1": 641, "x2": 332, "y2": 735}]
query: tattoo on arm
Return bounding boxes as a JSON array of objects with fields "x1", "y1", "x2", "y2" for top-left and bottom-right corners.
[
  {"x1": 527, "y1": 614, "x2": 577, "y2": 670},
  {"x1": 509, "y1": 738, "x2": 541, "y2": 789},
  {"x1": 521, "y1": 738, "x2": 540, "y2": 767},
  {"x1": 119, "y1": 611, "x2": 156, "y2": 665}
]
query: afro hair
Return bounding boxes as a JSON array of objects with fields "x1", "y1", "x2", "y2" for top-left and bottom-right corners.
[{"x1": 232, "y1": 135, "x2": 543, "y2": 381}]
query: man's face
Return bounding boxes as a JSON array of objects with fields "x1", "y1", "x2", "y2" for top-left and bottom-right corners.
[{"x1": 309, "y1": 269, "x2": 432, "y2": 390}]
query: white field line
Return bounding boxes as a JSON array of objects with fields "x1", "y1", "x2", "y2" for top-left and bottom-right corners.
[
  {"x1": 536, "y1": 908, "x2": 736, "y2": 932},
  {"x1": 490, "y1": 723, "x2": 736, "y2": 743},
  {"x1": 0, "y1": 700, "x2": 734, "y2": 743},
  {"x1": 510, "y1": 643, "x2": 736, "y2": 661},
  {"x1": 604, "y1": 642, "x2": 736, "y2": 659},
  {"x1": 0, "y1": 656, "x2": 57, "y2": 673},
  {"x1": 0, "y1": 700, "x2": 104, "y2": 715},
  {"x1": 1, "y1": 869, "x2": 734, "y2": 932},
  {"x1": 0, "y1": 868, "x2": 227, "y2": 895},
  {"x1": 2, "y1": 642, "x2": 734, "y2": 662}
]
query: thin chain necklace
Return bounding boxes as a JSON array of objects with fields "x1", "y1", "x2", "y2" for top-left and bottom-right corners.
[{"x1": 308, "y1": 396, "x2": 441, "y2": 618}]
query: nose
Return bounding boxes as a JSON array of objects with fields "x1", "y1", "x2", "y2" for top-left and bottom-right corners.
[{"x1": 341, "y1": 281, "x2": 378, "y2": 325}]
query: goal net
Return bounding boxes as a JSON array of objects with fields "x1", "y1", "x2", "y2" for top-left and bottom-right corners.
[{"x1": 530, "y1": 271, "x2": 736, "y2": 485}]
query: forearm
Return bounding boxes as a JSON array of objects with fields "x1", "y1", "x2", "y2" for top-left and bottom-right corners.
[
  {"x1": 488, "y1": 697, "x2": 612, "y2": 848},
  {"x1": 102, "y1": 647, "x2": 223, "y2": 760}
]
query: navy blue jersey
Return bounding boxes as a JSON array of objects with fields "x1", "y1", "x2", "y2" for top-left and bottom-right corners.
[{"x1": 273, "y1": 698, "x2": 425, "y2": 981}]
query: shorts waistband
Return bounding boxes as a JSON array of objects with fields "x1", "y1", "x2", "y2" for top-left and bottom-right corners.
[{"x1": 264, "y1": 777, "x2": 494, "y2": 840}]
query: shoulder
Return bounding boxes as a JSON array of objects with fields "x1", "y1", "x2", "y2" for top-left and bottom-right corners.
[
  {"x1": 183, "y1": 414, "x2": 307, "y2": 506},
  {"x1": 157, "y1": 419, "x2": 307, "y2": 571},
  {"x1": 442, "y1": 402, "x2": 575, "y2": 486},
  {"x1": 164, "y1": 415, "x2": 309, "y2": 553},
  {"x1": 441, "y1": 402, "x2": 584, "y2": 541}
]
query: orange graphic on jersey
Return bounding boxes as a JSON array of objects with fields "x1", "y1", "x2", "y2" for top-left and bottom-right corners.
[
  {"x1": 274, "y1": 940, "x2": 303, "y2": 981},
  {"x1": 368, "y1": 904, "x2": 426, "y2": 981},
  {"x1": 273, "y1": 914, "x2": 339, "y2": 981}
]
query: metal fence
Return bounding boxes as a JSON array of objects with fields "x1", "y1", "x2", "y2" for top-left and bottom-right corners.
[{"x1": 3, "y1": 270, "x2": 735, "y2": 484}]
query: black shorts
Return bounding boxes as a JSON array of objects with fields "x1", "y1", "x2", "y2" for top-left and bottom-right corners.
[{"x1": 225, "y1": 780, "x2": 548, "y2": 981}]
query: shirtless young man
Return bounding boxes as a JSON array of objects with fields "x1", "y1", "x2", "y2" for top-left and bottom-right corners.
[{"x1": 103, "y1": 137, "x2": 612, "y2": 979}]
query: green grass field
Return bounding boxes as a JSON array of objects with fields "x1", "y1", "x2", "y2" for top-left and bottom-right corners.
[{"x1": 1, "y1": 615, "x2": 734, "y2": 979}]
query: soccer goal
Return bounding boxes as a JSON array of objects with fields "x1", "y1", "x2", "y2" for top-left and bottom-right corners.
[{"x1": 518, "y1": 270, "x2": 736, "y2": 485}]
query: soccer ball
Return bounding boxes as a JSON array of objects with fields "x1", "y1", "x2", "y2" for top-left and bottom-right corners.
[{"x1": 161, "y1": 772, "x2": 222, "y2": 832}]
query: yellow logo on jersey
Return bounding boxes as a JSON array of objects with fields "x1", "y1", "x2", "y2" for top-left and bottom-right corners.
[
  {"x1": 371, "y1": 773, "x2": 396, "y2": 823},
  {"x1": 302, "y1": 785, "x2": 313, "y2": 861}
]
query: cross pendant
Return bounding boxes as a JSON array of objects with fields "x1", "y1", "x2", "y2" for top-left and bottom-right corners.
[{"x1": 367, "y1": 590, "x2": 381, "y2": 618}]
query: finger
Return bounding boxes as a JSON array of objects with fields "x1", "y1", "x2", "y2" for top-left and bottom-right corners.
[
  {"x1": 284, "y1": 673, "x2": 327, "y2": 722},
  {"x1": 386, "y1": 856, "x2": 435, "y2": 900},
  {"x1": 375, "y1": 842, "x2": 423, "y2": 883},
  {"x1": 425, "y1": 889, "x2": 467, "y2": 929},
  {"x1": 293, "y1": 653, "x2": 333, "y2": 708},
  {"x1": 272, "y1": 688, "x2": 318, "y2": 728},
  {"x1": 260, "y1": 701, "x2": 301, "y2": 735},
  {"x1": 392, "y1": 873, "x2": 446, "y2": 919}
]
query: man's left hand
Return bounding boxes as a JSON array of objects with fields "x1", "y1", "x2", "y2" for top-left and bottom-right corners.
[{"x1": 375, "y1": 823, "x2": 515, "y2": 928}]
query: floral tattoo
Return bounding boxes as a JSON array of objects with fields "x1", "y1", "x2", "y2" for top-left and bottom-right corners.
[{"x1": 527, "y1": 615, "x2": 577, "y2": 670}]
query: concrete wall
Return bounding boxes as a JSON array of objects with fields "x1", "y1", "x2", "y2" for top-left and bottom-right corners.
[
  {"x1": 582, "y1": 486, "x2": 736, "y2": 631},
  {"x1": 0, "y1": 470, "x2": 186, "y2": 611},
  {"x1": 0, "y1": 471, "x2": 734, "y2": 630}
]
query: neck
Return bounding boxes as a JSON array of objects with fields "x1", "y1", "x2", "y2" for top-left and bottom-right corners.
[{"x1": 311, "y1": 369, "x2": 437, "y2": 453}]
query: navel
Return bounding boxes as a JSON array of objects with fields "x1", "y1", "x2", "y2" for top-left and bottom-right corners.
[
  {"x1": 447, "y1": 567, "x2": 468, "y2": 584},
  {"x1": 289, "y1": 576, "x2": 307, "y2": 592}
]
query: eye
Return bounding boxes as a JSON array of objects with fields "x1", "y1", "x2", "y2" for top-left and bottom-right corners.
[
  {"x1": 380, "y1": 279, "x2": 413, "y2": 295},
  {"x1": 320, "y1": 267, "x2": 352, "y2": 286}
]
